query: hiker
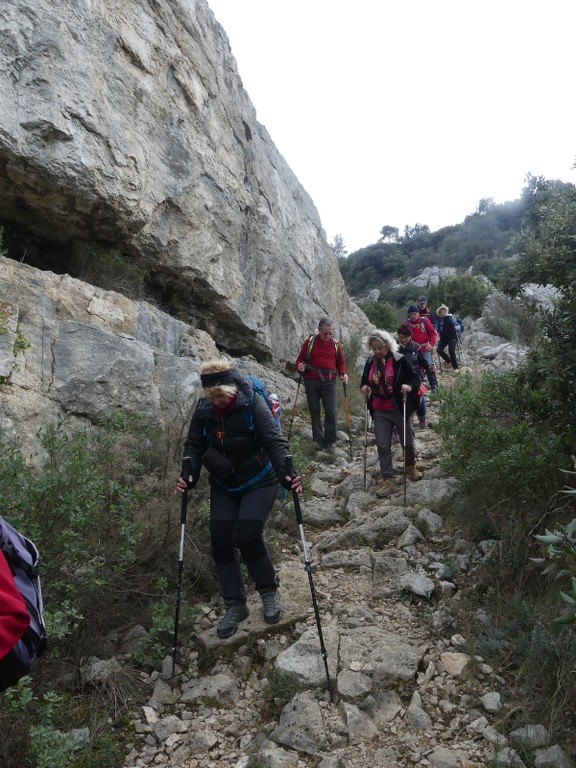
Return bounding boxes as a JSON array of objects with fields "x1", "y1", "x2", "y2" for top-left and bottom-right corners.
[
  {"x1": 435, "y1": 304, "x2": 460, "y2": 372},
  {"x1": 397, "y1": 323, "x2": 430, "y2": 429},
  {"x1": 175, "y1": 359, "x2": 302, "y2": 639},
  {"x1": 360, "y1": 330, "x2": 422, "y2": 498},
  {"x1": 416, "y1": 294, "x2": 436, "y2": 327},
  {"x1": 406, "y1": 304, "x2": 438, "y2": 391},
  {"x1": 0, "y1": 550, "x2": 30, "y2": 678},
  {"x1": 294, "y1": 317, "x2": 348, "y2": 450}
]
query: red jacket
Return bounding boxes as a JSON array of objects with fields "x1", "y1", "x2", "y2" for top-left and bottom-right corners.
[
  {"x1": 406, "y1": 315, "x2": 437, "y2": 348},
  {"x1": 0, "y1": 551, "x2": 29, "y2": 659},
  {"x1": 295, "y1": 335, "x2": 347, "y2": 381}
]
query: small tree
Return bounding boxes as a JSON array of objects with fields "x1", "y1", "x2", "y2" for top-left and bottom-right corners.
[
  {"x1": 330, "y1": 234, "x2": 347, "y2": 260},
  {"x1": 379, "y1": 225, "x2": 399, "y2": 242}
]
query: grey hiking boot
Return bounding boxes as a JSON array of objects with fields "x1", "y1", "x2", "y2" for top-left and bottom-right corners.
[
  {"x1": 216, "y1": 600, "x2": 249, "y2": 639},
  {"x1": 259, "y1": 588, "x2": 282, "y2": 624}
]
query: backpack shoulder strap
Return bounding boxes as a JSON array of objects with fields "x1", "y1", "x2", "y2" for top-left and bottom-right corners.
[{"x1": 306, "y1": 334, "x2": 316, "y2": 362}]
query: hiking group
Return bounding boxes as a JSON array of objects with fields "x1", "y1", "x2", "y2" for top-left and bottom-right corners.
[
  {"x1": 173, "y1": 303, "x2": 464, "y2": 639},
  {"x1": 1, "y1": 300, "x2": 465, "y2": 687}
]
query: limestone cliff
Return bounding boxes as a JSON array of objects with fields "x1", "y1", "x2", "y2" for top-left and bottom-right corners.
[{"x1": 0, "y1": 0, "x2": 366, "y2": 367}]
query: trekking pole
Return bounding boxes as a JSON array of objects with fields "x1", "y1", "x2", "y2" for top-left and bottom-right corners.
[
  {"x1": 363, "y1": 400, "x2": 369, "y2": 491},
  {"x1": 402, "y1": 392, "x2": 407, "y2": 510},
  {"x1": 287, "y1": 375, "x2": 302, "y2": 442},
  {"x1": 342, "y1": 382, "x2": 353, "y2": 459},
  {"x1": 457, "y1": 338, "x2": 467, "y2": 367},
  {"x1": 285, "y1": 455, "x2": 334, "y2": 703},
  {"x1": 171, "y1": 490, "x2": 188, "y2": 677}
]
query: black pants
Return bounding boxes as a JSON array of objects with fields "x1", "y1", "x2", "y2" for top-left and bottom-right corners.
[
  {"x1": 438, "y1": 339, "x2": 459, "y2": 369},
  {"x1": 209, "y1": 483, "x2": 278, "y2": 602},
  {"x1": 304, "y1": 377, "x2": 337, "y2": 445}
]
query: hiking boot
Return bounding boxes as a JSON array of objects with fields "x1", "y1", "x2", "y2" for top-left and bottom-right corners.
[
  {"x1": 375, "y1": 478, "x2": 394, "y2": 498},
  {"x1": 419, "y1": 418, "x2": 428, "y2": 429},
  {"x1": 216, "y1": 600, "x2": 249, "y2": 639},
  {"x1": 259, "y1": 588, "x2": 282, "y2": 624},
  {"x1": 407, "y1": 464, "x2": 423, "y2": 481}
]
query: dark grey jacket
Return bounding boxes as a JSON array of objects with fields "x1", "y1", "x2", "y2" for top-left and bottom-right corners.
[{"x1": 182, "y1": 369, "x2": 289, "y2": 492}]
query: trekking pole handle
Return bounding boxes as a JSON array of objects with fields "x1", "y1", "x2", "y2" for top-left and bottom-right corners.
[
  {"x1": 285, "y1": 454, "x2": 296, "y2": 479},
  {"x1": 285, "y1": 454, "x2": 304, "y2": 525}
]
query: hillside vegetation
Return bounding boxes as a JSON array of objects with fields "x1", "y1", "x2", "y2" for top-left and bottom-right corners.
[{"x1": 336, "y1": 174, "x2": 572, "y2": 315}]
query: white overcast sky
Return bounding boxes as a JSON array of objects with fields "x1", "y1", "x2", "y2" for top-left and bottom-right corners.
[{"x1": 206, "y1": 0, "x2": 576, "y2": 254}]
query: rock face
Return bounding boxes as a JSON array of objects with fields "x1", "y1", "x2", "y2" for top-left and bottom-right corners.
[
  {"x1": 0, "y1": 255, "x2": 309, "y2": 456},
  {"x1": 0, "y1": 0, "x2": 366, "y2": 364}
]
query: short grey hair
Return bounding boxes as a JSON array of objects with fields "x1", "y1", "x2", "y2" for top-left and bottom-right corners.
[
  {"x1": 318, "y1": 316, "x2": 334, "y2": 330},
  {"x1": 365, "y1": 329, "x2": 398, "y2": 354}
]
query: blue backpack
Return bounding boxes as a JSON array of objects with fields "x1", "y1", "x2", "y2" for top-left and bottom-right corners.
[
  {"x1": 453, "y1": 315, "x2": 465, "y2": 336},
  {"x1": 0, "y1": 516, "x2": 47, "y2": 691},
  {"x1": 244, "y1": 374, "x2": 282, "y2": 434}
]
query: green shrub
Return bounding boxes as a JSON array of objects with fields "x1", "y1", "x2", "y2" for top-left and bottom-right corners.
[
  {"x1": 436, "y1": 367, "x2": 573, "y2": 570},
  {"x1": 69, "y1": 243, "x2": 151, "y2": 300},
  {"x1": 432, "y1": 273, "x2": 491, "y2": 318},
  {"x1": 482, "y1": 292, "x2": 541, "y2": 345},
  {"x1": 361, "y1": 300, "x2": 399, "y2": 331},
  {"x1": 533, "y1": 478, "x2": 576, "y2": 626},
  {"x1": 0, "y1": 413, "x2": 214, "y2": 766}
]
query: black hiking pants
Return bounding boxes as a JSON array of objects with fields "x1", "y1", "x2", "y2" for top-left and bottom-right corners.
[{"x1": 209, "y1": 483, "x2": 278, "y2": 603}]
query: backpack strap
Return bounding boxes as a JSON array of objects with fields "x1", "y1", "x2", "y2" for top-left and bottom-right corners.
[{"x1": 306, "y1": 334, "x2": 339, "y2": 360}]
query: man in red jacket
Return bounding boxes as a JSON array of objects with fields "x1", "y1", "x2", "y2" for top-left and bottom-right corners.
[
  {"x1": 406, "y1": 304, "x2": 438, "y2": 391},
  {"x1": 295, "y1": 317, "x2": 348, "y2": 450},
  {"x1": 0, "y1": 550, "x2": 29, "y2": 664}
]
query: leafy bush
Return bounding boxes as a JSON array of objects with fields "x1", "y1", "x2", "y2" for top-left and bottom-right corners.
[
  {"x1": 430, "y1": 273, "x2": 491, "y2": 318},
  {"x1": 361, "y1": 300, "x2": 401, "y2": 331},
  {"x1": 482, "y1": 292, "x2": 541, "y2": 345},
  {"x1": 0, "y1": 416, "x2": 179, "y2": 655},
  {"x1": 0, "y1": 413, "x2": 211, "y2": 767},
  {"x1": 533, "y1": 476, "x2": 576, "y2": 626},
  {"x1": 474, "y1": 257, "x2": 516, "y2": 287},
  {"x1": 436, "y1": 369, "x2": 572, "y2": 545},
  {"x1": 69, "y1": 243, "x2": 151, "y2": 300}
]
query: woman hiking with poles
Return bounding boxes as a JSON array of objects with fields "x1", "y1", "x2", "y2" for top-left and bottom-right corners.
[
  {"x1": 360, "y1": 330, "x2": 422, "y2": 498},
  {"x1": 175, "y1": 360, "x2": 302, "y2": 640}
]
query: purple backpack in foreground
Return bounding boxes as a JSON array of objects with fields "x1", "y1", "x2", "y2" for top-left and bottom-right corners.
[{"x1": 0, "y1": 515, "x2": 48, "y2": 691}]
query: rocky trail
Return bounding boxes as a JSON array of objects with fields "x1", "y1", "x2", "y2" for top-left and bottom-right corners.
[{"x1": 119, "y1": 372, "x2": 574, "y2": 768}]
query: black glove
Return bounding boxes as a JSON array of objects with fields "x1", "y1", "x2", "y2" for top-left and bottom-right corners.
[
  {"x1": 281, "y1": 455, "x2": 298, "y2": 490},
  {"x1": 181, "y1": 459, "x2": 198, "y2": 489}
]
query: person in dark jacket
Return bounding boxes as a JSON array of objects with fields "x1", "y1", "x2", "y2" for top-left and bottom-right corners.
[
  {"x1": 176, "y1": 360, "x2": 302, "y2": 639},
  {"x1": 435, "y1": 304, "x2": 460, "y2": 371},
  {"x1": 416, "y1": 295, "x2": 436, "y2": 327},
  {"x1": 397, "y1": 324, "x2": 430, "y2": 429},
  {"x1": 360, "y1": 330, "x2": 422, "y2": 498}
]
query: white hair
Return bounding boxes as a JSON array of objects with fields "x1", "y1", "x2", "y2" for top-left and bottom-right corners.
[{"x1": 365, "y1": 329, "x2": 398, "y2": 354}]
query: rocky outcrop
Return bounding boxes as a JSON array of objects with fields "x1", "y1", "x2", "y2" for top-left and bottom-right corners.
[
  {"x1": 0, "y1": 256, "x2": 307, "y2": 456},
  {"x1": 0, "y1": 0, "x2": 367, "y2": 364}
]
